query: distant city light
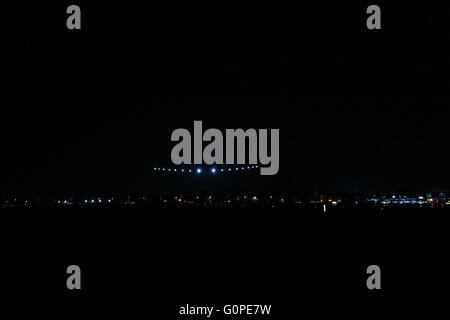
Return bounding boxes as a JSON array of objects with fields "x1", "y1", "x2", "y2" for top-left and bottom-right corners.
[{"x1": 7, "y1": 192, "x2": 450, "y2": 208}]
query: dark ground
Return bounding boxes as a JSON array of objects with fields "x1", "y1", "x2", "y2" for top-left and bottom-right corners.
[{"x1": 2, "y1": 207, "x2": 449, "y2": 316}]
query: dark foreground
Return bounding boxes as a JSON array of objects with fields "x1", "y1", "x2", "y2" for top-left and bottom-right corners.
[{"x1": 1, "y1": 207, "x2": 449, "y2": 317}]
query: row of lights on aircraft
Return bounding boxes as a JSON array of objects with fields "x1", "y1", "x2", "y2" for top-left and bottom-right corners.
[
  {"x1": 57, "y1": 199, "x2": 113, "y2": 204},
  {"x1": 153, "y1": 166, "x2": 258, "y2": 173},
  {"x1": 83, "y1": 199, "x2": 113, "y2": 203}
]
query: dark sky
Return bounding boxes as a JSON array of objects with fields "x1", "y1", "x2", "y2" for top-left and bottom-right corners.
[{"x1": 2, "y1": 2, "x2": 450, "y2": 196}]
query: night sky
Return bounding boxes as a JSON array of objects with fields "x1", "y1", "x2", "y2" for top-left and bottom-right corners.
[{"x1": 3, "y1": 2, "x2": 450, "y2": 196}]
